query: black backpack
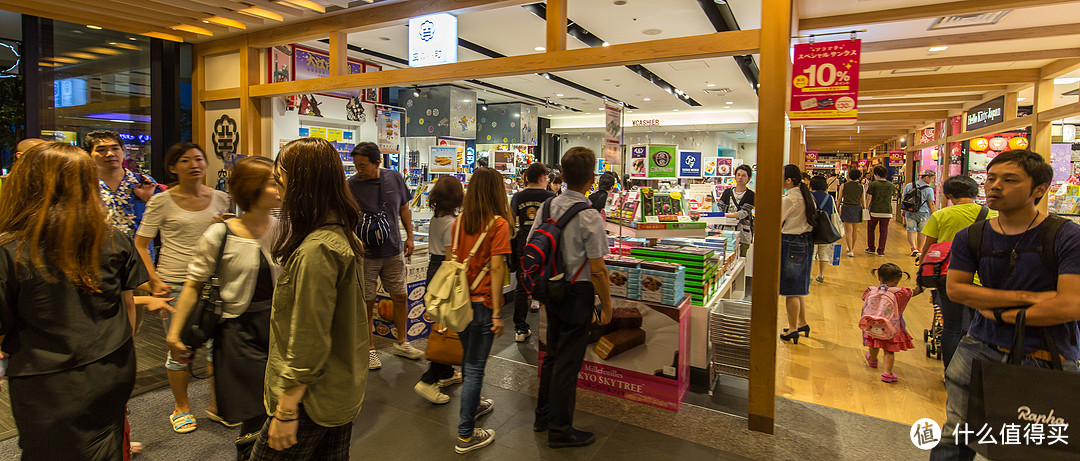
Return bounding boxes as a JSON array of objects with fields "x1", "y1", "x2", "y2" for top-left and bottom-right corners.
[
  {"x1": 968, "y1": 213, "x2": 1069, "y2": 279},
  {"x1": 519, "y1": 198, "x2": 592, "y2": 304},
  {"x1": 901, "y1": 181, "x2": 930, "y2": 213}
]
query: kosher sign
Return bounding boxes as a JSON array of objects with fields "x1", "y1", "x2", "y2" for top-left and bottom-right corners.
[
  {"x1": 790, "y1": 39, "x2": 861, "y2": 121},
  {"x1": 966, "y1": 96, "x2": 1005, "y2": 130}
]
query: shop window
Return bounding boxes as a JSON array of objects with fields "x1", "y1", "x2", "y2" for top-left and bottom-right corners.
[{"x1": 0, "y1": 37, "x2": 23, "y2": 171}]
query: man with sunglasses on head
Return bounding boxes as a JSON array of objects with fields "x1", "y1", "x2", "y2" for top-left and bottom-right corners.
[{"x1": 84, "y1": 130, "x2": 159, "y2": 238}]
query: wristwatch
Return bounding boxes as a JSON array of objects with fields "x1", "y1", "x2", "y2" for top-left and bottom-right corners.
[{"x1": 275, "y1": 408, "x2": 299, "y2": 421}]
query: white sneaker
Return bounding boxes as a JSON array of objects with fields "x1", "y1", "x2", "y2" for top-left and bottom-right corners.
[
  {"x1": 393, "y1": 342, "x2": 424, "y2": 360},
  {"x1": 847, "y1": 250, "x2": 855, "y2": 258},
  {"x1": 368, "y1": 350, "x2": 382, "y2": 370},
  {"x1": 414, "y1": 381, "x2": 450, "y2": 404},
  {"x1": 437, "y1": 371, "x2": 463, "y2": 388},
  {"x1": 515, "y1": 329, "x2": 531, "y2": 343}
]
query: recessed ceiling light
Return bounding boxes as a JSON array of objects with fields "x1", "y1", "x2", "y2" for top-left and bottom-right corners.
[
  {"x1": 725, "y1": 101, "x2": 734, "y2": 104},
  {"x1": 556, "y1": 93, "x2": 564, "y2": 97},
  {"x1": 108, "y1": 42, "x2": 117, "y2": 45},
  {"x1": 706, "y1": 83, "x2": 716, "y2": 87},
  {"x1": 378, "y1": 36, "x2": 391, "y2": 41},
  {"x1": 586, "y1": 112, "x2": 592, "y2": 114},
  {"x1": 535, "y1": 46, "x2": 546, "y2": 51},
  {"x1": 723, "y1": 106, "x2": 731, "y2": 109},
  {"x1": 928, "y1": 46, "x2": 949, "y2": 52},
  {"x1": 673, "y1": 109, "x2": 679, "y2": 112},
  {"x1": 129, "y1": 37, "x2": 137, "y2": 41},
  {"x1": 1055, "y1": 77, "x2": 1080, "y2": 84},
  {"x1": 202, "y1": 20, "x2": 210, "y2": 23},
  {"x1": 598, "y1": 107, "x2": 605, "y2": 110},
  {"x1": 642, "y1": 29, "x2": 662, "y2": 36},
  {"x1": 86, "y1": 25, "x2": 102, "y2": 29},
  {"x1": 614, "y1": 0, "x2": 627, "y2": 5},
  {"x1": 643, "y1": 98, "x2": 651, "y2": 101},
  {"x1": 602, "y1": 42, "x2": 610, "y2": 47}
]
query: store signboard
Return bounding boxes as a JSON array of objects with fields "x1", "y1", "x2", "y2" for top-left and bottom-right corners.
[
  {"x1": 789, "y1": 39, "x2": 861, "y2": 121},
  {"x1": 647, "y1": 145, "x2": 678, "y2": 178},
  {"x1": 889, "y1": 150, "x2": 905, "y2": 166},
  {"x1": 429, "y1": 146, "x2": 458, "y2": 173},
  {"x1": 966, "y1": 96, "x2": 1005, "y2": 131},
  {"x1": 630, "y1": 145, "x2": 647, "y2": 178},
  {"x1": 408, "y1": 13, "x2": 458, "y2": 67},
  {"x1": 677, "y1": 151, "x2": 702, "y2": 178}
]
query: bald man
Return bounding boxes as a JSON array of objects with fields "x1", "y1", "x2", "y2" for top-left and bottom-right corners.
[{"x1": 14, "y1": 138, "x2": 45, "y2": 160}]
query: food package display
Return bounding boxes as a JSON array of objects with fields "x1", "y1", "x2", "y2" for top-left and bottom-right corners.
[
  {"x1": 588, "y1": 306, "x2": 646, "y2": 343},
  {"x1": 595, "y1": 328, "x2": 647, "y2": 360},
  {"x1": 372, "y1": 261, "x2": 433, "y2": 341},
  {"x1": 637, "y1": 262, "x2": 686, "y2": 305},
  {"x1": 632, "y1": 246, "x2": 715, "y2": 305},
  {"x1": 605, "y1": 255, "x2": 642, "y2": 299}
]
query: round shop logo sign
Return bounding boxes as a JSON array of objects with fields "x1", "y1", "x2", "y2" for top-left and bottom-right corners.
[
  {"x1": 910, "y1": 418, "x2": 941, "y2": 450},
  {"x1": 419, "y1": 20, "x2": 435, "y2": 41},
  {"x1": 653, "y1": 150, "x2": 672, "y2": 167}
]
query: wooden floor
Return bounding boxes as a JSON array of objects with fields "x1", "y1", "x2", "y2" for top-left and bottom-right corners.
[{"x1": 775, "y1": 218, "x2": 947, "y2": 426}]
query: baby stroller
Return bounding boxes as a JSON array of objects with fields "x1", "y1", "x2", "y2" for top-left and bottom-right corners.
[{"x1": 923, "y1": 292, "x2": 942, "y2": 360}]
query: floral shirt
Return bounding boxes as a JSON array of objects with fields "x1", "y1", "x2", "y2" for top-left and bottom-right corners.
[{"x1": 100, "y1": 169, "x2": 156, "y2": 238}]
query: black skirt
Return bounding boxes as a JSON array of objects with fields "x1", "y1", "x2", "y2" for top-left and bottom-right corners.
[
  {"x1": 9, "y1": 339, "x2": 135, "y2": 461},
  {"x1": 213, "y1": 305, "x2": 271, "y2": 423}
]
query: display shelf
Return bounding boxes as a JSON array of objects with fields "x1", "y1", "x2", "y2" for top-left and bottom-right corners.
[
  {"x1": 605, "y1": 221, "x2": 708, "y2": 239},
  {"x1": 298, "y1": 114, "x2": 363, "y2": 129}
]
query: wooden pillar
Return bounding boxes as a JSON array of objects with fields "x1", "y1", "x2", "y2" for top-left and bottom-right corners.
[
  {"x1": 1005, "y1": 91, "x2": 1019, "y2": 121},
  {"x1": 748, "y1": 0, "x2": 792, "y2": 436},
  {"x1": 193, "y1": 46, "x2": 205, "y2": 159},
  {"x1": 1033, "y1": 78, "x2": 1054, "y2": 213},
  {"x1": 546, "y1": 0, "x2": 567, "y2": 52},
  {"x1": 329, "y1": 31, "x2": 349, "y2": 77},
  {"x1": 240, "y1": 38, "x2": 263, "y2": 157},
  {"x1": 789, "y1": 127, "x2": 803, "y2": 169}
]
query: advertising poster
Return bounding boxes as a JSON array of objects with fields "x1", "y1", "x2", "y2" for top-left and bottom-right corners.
[
  {"x1": 309, "y1": 126, "x2": 327, "y2": 140},
  {"x1": 429, "y1": 146, "x2": 458, "y2": 173},
  {"x1": 376, "y1": 108, "x2": 402, "y2": 157},
  {"x1": 373, "y1": 263, "x2": 432, "y2": 342},
  {"x1": 889, "y1": 150, "x2": 905, "y2": 166},
  {"x1": 789, "y1": 39, "x2": 861, "y2": 121},
  {"x1": 857, "y1": 158, "x2": 870, "y2": 169},
  {"x1": 1052, "y1": 143, "x2": 1072, "y2": 183},
  {"x1": 715, "y1": 157, "x2": 733, "y2": 177},
  {"x1": 805, "y1": 150, "x2": 819, "y2": 163},
  {"x1": 687, "y1": 183, "x2": 716, "y2": 212},
  {"x1": 269, "y1": 46, "x2": 291, "y2": 84},
  {"x1": 702, "y1": 157, "x2": 718, "y2": 177},
  {"x1": 493, "y1": 150, "x2": 514, "y2": 174},
  {"x1": 678, "y1": 151, "x2": 702, "y2": 178},
  {"x1": 630, "y1": 146, "x2": 647, "y2": 178},
  {"x1": 647, "y1": 145, "x2": 678, "y2": 179},
  {"x1": 604, "y1": 102, "x2": 624, "y2": 165},
  {"x1": 293, "y1": 45, "x2": 371, "y2": 99}
]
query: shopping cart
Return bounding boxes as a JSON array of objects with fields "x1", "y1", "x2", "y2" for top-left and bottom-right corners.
[
  {"x1": 707, "y1": 299, "x2": 752, "y2": 395},
  {"x1": 923, "y1": 293, "x2": 942, "y2": 360}
]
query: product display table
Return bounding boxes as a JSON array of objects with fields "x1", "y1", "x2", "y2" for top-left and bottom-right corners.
[{"x1": 604, "y1": 221, "x2": 708, "y2": 240}]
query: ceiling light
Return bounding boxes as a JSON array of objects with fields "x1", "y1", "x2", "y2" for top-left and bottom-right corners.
[
  {"x1": 586, "y1": 112, "x2": 592, "y2": 114},
  {"x1": 706, "y1": 83, "x2": 716, "y2": 87},
  {"x1": 413, "y1": 88, "x2": 421, "y2": 97},
  {"x1": 86, "y1": 47, "x2": 123, "y2": 56},
  {"x1": 642, "y1": 29, "x2": 662, "y2": 36},
  {"x1": 238, "y1": 7, "x2": 284, "y2": 21},
  {"x1": 598, "y1": 107, "x2": 605, "y2": 110},
  {"x1": 900, "y1": 137, "x2": 906, "y2": 142},
  {"x1": 277, "y1": 0, "x2": 326, "y2": 13},
  {"x1": 128, "y1": 37, "x2": 137, "y2": 41},
  {"x1": 47, "y1": 56, "x2": 79, "y2": 64},
  {"x1": 723, "y1": 106, "x2": 730, "y2": 109},
  {"x1": 602, "y1": 42, "x2": 610, "y2": 47},
  {"x1": 725, "y1": 101, "x2": 734, "y2": 104},
  {"x1": 1018, "y1": 97, "x2": 1028, "y2": 101},
  {"x1": 113, "y1": 43, "x2": 142, "y2": 51},
  {"x1": 86, "y1": 25, "x2": 102, "y2": 30},
  {"x1": 205, "y1": 16, "x2": 247, "y2": 29},
  {"x1": 673, "y1": 109, "x2": 679, "y2": 112},
  {"x1": 1055, "y1": 77, "x2": 1080, "y2": 85},
  {"x1": 928, "y1": 46, "x2": 949, "y2": 52},
  {"x1": 556, "y1": 93, "x2": 564, "y2": 97},
  {"x1": 535, "y1": 46, "x2": 546, "y2": 51},
  {"x1": 66, "y1": 52, "x2": 97, "y2": 60},
  {"x1": 378, "y1": 36, "x2": 391, "y2": 41},
  {"x1": 108, "y1": 41, "x2": 117, "y2": 45},
  {"x1": 643, "y1": 98, "x2": 651, "y2": 101},
  {"x1": 171, "y1": 24, "x2": 214, "y2": 36}
]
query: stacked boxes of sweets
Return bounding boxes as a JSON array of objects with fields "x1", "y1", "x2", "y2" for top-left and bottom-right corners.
[
  {"x1": 636, "y1": 261, "x2": 686, "y2": 306},
  {"x1": 604, "y1": 255, "x2": 642, "y2": 299},
  {"x1": 609, "y1": 238, "x2": 646, "y2": 257},
  {"x1": 631, "y1": 245, "x2": 713, "y2": 306}
]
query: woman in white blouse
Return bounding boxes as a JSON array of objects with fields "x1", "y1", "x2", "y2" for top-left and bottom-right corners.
[{"x1": 779, "y1": 164, "x2": 817, "y2": 345}]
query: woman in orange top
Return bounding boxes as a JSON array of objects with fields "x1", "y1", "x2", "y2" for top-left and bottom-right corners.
[{"x1": 450, "y1": 167, "x2": 514, "y2": 455}]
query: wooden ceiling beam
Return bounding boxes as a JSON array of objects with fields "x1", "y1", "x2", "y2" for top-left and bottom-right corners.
[
  {"x1": 133, "y1": 0, "x2": 266, "y2": 26},
  {"x1": 859, "y1": 104, "x2": 964, "y2": 113},
  {"x1": 857, "y1": 110, "x2": 949, "y2": 121},
  {"x1": 805, "y1": 130, "x2": 909, "y2": 136},
  {"x1": 799, "y1": 0, "x2": 1075, "y2": 30},
  {"x1": 248, "y1": 29, "x2": 760, "y2": 98},
  {"x1": 860, "y1": 87, "x2": 1006, "y2": 97},
  {"x1": 860, "y1": 95, "x2": 984, "y2": 105},
  {"x1": 861, "y1": 23, "x2": 1080, "y2": 53},
  {"x1": 25, "y1": 0, "x2": 230, "y2": 34},
  {"x1": 201, "y1": 0, "x2": 305, "y2": 17},
  {"x1": 862, "y1": 69, "x2": 1039, "y2": 92},
  {"x1": 862, "y1": 49, "x2": 1080, "y2": 73},
  {"x1": 0, "y1": 1, "x2": 193, "y2": 41},
  {"x1": 1041, "y1": 58, "x2": 1080, "y2": 80}
]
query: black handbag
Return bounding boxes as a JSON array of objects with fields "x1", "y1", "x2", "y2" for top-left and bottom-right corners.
[
  {"x1": 180, "y1": 223, "x2": 230, "y2": 350},
  {"x1": 967, "y1": 309, "x2": 1080, "y2": 459},
  {"x1": 811, "y1": 195, "x2": 841, "y2": 244}
]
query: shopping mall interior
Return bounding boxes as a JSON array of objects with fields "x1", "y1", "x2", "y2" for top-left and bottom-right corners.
[{"x1": 0, "y1": 0, "x2": 1079, "y2": 459}]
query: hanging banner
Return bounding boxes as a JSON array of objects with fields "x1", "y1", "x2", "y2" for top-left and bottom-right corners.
[
  {"x1": 646, "y1": 145, "x2": 678, "y2": 179},
  {"x1": 630, "y1": 145, "x2": 647, "y2": 178},
  {"x1": 790, "y1": 39, "x2": 861, "y2": 121},
  {"x1": 376, "y1": 108, "x2": 402, "y2": 158},
  {"x1": 678, "y1": 151, "x2": 702, "y2": 178},
  {"x1": 604, "y1": 102, "x2": 623, "y2": 165},
  {"x1": 805, "y1": 150, "x2": 819, "y2": 162},
  {"x1": 857, "y1": 158, "x2": 870, "y2": 168},
  {"x1": 429, "y1": 146, "x2": 458, "y2": 174},
  {"x1": 889, "y1": 150, "x2": 905, "y2": 166}
]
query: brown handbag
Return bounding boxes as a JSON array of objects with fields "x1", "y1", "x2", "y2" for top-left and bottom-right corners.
[{"x1": 425, "y1": 323, "x2": 463, "y2": 366}]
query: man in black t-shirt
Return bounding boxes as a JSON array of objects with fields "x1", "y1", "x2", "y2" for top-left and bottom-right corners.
[{"x1": 509, "y1": 162, "x2": 555, "y2": 342}]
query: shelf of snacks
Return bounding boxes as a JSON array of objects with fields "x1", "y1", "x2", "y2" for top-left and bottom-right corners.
[{"x1": 1048, "y1": 182, "x2": 1080, "y2": 224}]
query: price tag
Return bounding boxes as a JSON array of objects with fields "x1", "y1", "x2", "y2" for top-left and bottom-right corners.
[
  {"x1": 677, "y1": 215, "x2": 692, "y2": 223},
  {"x1": 645, "y1": 216, "x2": 660, "y2": 223}
]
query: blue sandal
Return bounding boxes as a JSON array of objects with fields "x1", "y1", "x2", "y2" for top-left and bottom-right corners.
[{"x1": 170, "y1": 411, "x2": 197, "y2": 433}]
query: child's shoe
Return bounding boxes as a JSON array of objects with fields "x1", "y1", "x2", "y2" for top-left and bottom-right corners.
[
  {"x1": 881, "y1": 372, "x2": 898, "y2": 383},
  {"x1": 864, "y1": 353, "x2": 878, "y2": 368}
]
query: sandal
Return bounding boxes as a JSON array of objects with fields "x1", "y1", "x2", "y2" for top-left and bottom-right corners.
[
  {"x1": 130, "y1": 442, "x2": 144, "y2": 456},
  {"x1": 170, "y1": 411, "x2": 197, "y2": 433},
  {"x1": 864, "y1": 353, "x2": 878, "y2": 368},
  {"x1": 205, "y1": 410, "x2": 241, "y2": 428},
  {"x1": 881, "y1": 372, "x2": 898, "y2": 383}
]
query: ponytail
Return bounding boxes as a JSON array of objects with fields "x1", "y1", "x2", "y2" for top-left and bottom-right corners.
[{"x1": 799, "y1": 182, "x2": 816, "y2": 227}]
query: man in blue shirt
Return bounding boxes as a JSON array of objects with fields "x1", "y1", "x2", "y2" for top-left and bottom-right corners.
[
  {"x1": 903, "y1": 169, "x2": 936, "y2": 258},
  {"x1": 931, "y1": 150, "x2": 1080, "y2": 460},
  {"x1": 85, "y1": 130, "x2": 158, "y2": 238}
]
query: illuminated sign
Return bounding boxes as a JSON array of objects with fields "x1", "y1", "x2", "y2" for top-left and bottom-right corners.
[{"x1": 408, "y1": 13, "x2": 458, "y2": 67}]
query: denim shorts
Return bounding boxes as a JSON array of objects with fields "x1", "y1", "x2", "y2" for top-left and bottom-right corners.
[
  {"x1": 780, "y1": 233, "x2": 812, "y2": 296},
  {"x1": 161, "y1": 282, "x2": 213, "y2": 370},
  {"x1": 905, "y1": 211, "x2": 930, "y2": 232}
]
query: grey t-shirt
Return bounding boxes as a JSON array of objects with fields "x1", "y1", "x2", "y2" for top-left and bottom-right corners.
[
  {"x1": 527, "y1": 189, "x2": 609, "y2": 279},
  {"x1": 347, "y1": 169, "x2": 412, "y2": 258}
]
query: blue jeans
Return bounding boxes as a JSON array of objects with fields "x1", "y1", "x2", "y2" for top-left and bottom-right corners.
[
  {"x1": 780, "y1": 233, "x2": 812, "y2": 297},
  {"x1": 934, "y1": 289, "x2": 974, "y2": 371},
  {"x1": 457, "y1": 301, "x2": 494, "y2": 438},
  {"x1": 930, "y1": 335, "x2": 1079, "y2": 460}
]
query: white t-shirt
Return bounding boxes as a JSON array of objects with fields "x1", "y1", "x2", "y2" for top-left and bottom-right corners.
[
  {"x1": 137, "y1": 189, "x2": 230, "y2": 283},
  {"x1": 428, "y1": 214, "x2": 455, "y2": 256},
  {"x1": 781, "y1": 187, "x2": 814, "y2": 235}
]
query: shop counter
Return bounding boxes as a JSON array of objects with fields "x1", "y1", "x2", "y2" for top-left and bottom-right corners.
[{"x1": 539, "y1": 295, "x2": 691, "y2": 411}]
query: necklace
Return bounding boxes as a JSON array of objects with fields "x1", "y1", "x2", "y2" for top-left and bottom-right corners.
[{"x1": 995, "y1": 211, "x2": 1041, "y2": 277}]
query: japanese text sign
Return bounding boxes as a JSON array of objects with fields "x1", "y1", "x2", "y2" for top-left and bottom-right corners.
[
  {"x1": 409, "y1": 13, "x2": 458, "y2": 67},
  {"x1": 790, "y1": 39, "x2": 861, "y2": 121}
]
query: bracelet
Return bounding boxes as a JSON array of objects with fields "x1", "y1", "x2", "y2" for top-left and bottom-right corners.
[{"x1": 273, "y1": 416, "x2": 299, "y2": 422}]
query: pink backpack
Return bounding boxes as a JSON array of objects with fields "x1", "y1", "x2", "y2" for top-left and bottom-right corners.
[{"x1": 858, "y1": 285, "x2": 902, "y2": 340}]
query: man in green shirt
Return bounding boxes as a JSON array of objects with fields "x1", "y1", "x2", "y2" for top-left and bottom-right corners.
[{"x1": 863, "y1": 165, "x2": 896, "y2": 256}]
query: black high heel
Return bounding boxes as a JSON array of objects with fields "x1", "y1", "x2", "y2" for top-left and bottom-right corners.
[
  {"x1": 779, "y1": 330, "x2": 800, "y2": 344},
  {"x1": 797, "y1": 325, "x2": 811, "y2": 337}
]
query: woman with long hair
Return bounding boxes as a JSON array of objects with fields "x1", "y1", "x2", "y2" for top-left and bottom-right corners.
[
  {"x1": 0, "y1": 142, "x2": 147, "y2": 459},
  {"x1": 779, "y1": 164, "x2": 816, "y2": 344},
  {"x1": 135, "y1": 142, "x2": 230, "y2": 433},
  {"x1": 451, "y1": 167, "x2": 514, "y2": 454},
  {"x1": 166, "y1": 156, "x2": 283, "y2": 458},
  {"x1": 414, "y1": 176, "x2": 466, "y2": 404},
  {"x1": 248, "y1": 138, "x2": 368, "y2": 460}
]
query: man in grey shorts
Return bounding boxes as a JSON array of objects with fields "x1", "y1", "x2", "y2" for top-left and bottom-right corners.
[{"x1": 348, "y1": 142, "x2": 423, "y2": 370}]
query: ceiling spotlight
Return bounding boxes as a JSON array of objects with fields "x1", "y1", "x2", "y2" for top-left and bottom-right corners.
[
  {"x1": 602, "y1": 42, "x2": 610, "y2": 47},
  {"x1": 928, "y1": 46, "x2": 949, "y2": 52},
  {"x1": 643, "y1": 98, "x2": 651, "y2": 101},
  {"x1": 673, "y1": 109, "x2": 679, "y2": 112},
  {"x1": 535, "y1": 46, "x2": 546, "y2": 51},
  {"x1": 556, "y1": 93, "x2": 564, "y2": 97},
  {"x1": 723, "y1": 106, "x2": 730, "y2": 109},
  {"x1": 725, "y1": 101, "x2": 734, "y2": 104},
  {"x1": 413, "y1": 88, "x2": 420, "y2": 97},
  {"x1": 706, "y1": 83, "x2": 716, "y2": 87},
  {"x1": 585, "y1": 112, "x2": 592, "y2": 114}
]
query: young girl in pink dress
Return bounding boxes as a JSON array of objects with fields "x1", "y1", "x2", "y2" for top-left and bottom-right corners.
[{"x1": 860, "y1": 263, "x2": 922, "y2": 383}]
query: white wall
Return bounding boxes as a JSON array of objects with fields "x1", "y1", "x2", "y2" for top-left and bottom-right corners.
[
  {"x1": 270, "y1": 95, "x2": 379, "y2": 159},
  {"x1": 556, "y1": 131, "x2": 757, "y2": 166}
]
